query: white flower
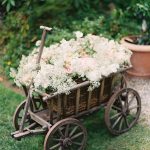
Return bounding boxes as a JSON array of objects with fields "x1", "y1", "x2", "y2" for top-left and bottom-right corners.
[
  {"x1": 10, "y1": 68, "x2": 17, "y2": 78},
  {"x1": 74, "y1": 31, "x2": 83, "y2": 38},
  {"x1": 34, "y1": 64, "x2": 76, "y2": 93},
  {"x1": 35, "y1": 40, "x2": 41, "y2": 47},
  {"x1": 11, "y1": 32, "x2": 131, "y2": 94},
  {"x1": 86, "y1": 70, "x2": 101, "y2": 81}
]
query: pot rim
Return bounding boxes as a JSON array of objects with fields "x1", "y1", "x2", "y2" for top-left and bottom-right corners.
[{"x1": 120, "y1": 35, "x2": 150, "y2": 52}]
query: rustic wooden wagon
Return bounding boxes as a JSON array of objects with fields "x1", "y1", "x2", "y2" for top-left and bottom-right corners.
[{"x1": 11, "y1": 26, "x2": 141, "y2": 150}]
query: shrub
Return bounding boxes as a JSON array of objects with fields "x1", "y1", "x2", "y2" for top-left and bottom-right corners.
[{"x1": 0, "y1": 0, "x2": 141, "y2": 77}]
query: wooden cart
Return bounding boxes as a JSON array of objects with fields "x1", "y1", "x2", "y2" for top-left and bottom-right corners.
[{"x1": 11, "y1": 26, "x2": 141, "y2": 150}]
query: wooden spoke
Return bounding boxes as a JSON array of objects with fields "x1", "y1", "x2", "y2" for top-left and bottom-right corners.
[
  {"x1": 58, "y1": 128, "x2": 65, "y2": 138},
  {"x1": 65, "y1": 124, "x2": 70, "y2": 137},
  {"x1": 128, "y1": 95, "x2": 136, "y2": 106},
  {"x1": 49, "y1": 143, "x2": 61, "y2": 150},
  {"x1": 44, "y1": 118, "x2": 87, "y2": 150},
  {"x1": 58, "y1": 147, "x2": 62, "y2": 150},
  {"x1": 71, "y1": 132, "x2": 84, "y2": 140},
  {"x1": 112, "y1": 115, "x2": 122, "y2": 129},
  {"x1": 69, "y1": 126, "x2": 79, "y2": 137},
  {"x1": 112, "y1": 105, "x2": 121, "y2": 111},
  {"x1": 124, "y1": 116, "x2": 129, "y2": 128},
  {"x1": 105, "y1": 88, "x2": 141, "y2": 135},
  {"x1": 110, "y1": 112, "x2": 121, "y2": 120},
  {"x1": 72, "y1": 142, "x2": 82, "y2": 146},
  {"x1": 119, "y1": 116, "x2": 124, "y2": 131},
  {"x1": 129, "y1": 105, "x2": 139, "y2": 111},
  {"x1": 53, "y1": 138, "x2": 61, "y2": 142}
]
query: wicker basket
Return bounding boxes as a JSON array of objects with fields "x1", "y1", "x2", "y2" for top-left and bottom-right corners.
[{"x1": 50, "y1": 74, "x2": 120, "y2": 119}]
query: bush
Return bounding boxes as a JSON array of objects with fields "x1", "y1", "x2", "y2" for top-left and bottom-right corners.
[{"x1": 0, "y1": 0, "x2": 141, "y2": 77}]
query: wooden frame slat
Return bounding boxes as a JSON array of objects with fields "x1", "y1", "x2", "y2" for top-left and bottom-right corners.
[
  {"x1": 62, "y1": 94, "x2": 67, "y2": 117},
  {"x1": 75, "y1": 88, "x2": 80, "y2": 114},
  {"x1": 99, "y1": 79, "x2": 105, "y2": 103},
  {"x1": 57, "y1": 95, "x2": 62, "y2": 121},
  {"x1": 47, "y1": 99, "x2": 53, "y2": 124},
  {"x1": 87, "y1": 91, "x2": 92, "y2": 110}
]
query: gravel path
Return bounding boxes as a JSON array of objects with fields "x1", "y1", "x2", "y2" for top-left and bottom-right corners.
[{"x1": 127, "y1": 76, "x2": 150, "y2": 126}]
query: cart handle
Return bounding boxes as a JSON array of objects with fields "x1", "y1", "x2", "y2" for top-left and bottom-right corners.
[
  {"x1": 40, "y1": 26, "x2": 52, "y2": 31},
  {"x1": 36, "y1": 26, "x2": 52, "y2": 64},
  {"x1": 19, "y1": 26, "x2": 52, "y2": 132}
]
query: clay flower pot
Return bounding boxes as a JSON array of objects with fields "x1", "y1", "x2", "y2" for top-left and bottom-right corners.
[{"x1": 121, "y1": 36, "x2": 150, "y2": 77}]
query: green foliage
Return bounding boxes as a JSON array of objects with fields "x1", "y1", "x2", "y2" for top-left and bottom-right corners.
[
  {"x1": 46, "y1": 27, "x2": 74, "y2": 46},
  {"x1": 129, "y1": 2, "x2": 150, "y2": 20},
  {"x1": 71, "y1": 17, "x2": 105, "y2": 35},
  {"x1": 1, "y1": 11, "x2": 32, "y2": 77},
  {"x1": 2, "y1": 0, "x2": 16, "y2": 12},
  {"x1": 0, "y1": 0, "x2": 142, "y2": 77},
  {"x1": 127, "y1": 2, "x2": 150, "y2": 45}
]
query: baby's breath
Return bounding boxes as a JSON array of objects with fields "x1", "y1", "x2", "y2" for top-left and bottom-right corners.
[{"x1": 10, "y1": 32, "x2": 132, "y2": 94}]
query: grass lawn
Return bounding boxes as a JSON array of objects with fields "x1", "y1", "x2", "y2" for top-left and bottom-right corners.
[{"x1": 0, "y1": 83, "x2": 150, "y2": 150}]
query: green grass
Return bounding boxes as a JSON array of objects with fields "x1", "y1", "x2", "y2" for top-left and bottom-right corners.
[{"x1": 0, "y1": 83, "x2": 150, "y2": 150}]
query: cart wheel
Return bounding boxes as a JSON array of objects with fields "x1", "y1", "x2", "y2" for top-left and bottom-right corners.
[
  {"x1": 13, "y1": 100, "x2": 33, "y2": 130},
  {"x1": 44, "y1": 118, "x2": 87, "y2": 150},
  {"x1": 105, "y1": 88, "x2": 141, "y2": 135}
]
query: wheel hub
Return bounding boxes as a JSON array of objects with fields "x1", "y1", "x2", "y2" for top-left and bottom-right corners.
[
  {"x1": 63, "y1": 138, "x2": 72, "y2": 147},
  {"x1": 122, "y1": 108, "x2": 127, "y2": 116},
  {"x1": 122, "y1": 107, "x2": 131, "y2": 116}
]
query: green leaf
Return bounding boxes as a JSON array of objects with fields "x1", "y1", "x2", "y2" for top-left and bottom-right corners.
[
  {"x1": 2, "y1": 0, "x2": 7, "y2": 5},
  {"x1": 10, "y1": 0, "x2": 15, "y2": 6},
  {"x1": 6, "y1": 3, "x2": 10, "y2": 12}
]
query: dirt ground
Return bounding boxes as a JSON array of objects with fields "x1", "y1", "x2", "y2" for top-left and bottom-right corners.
[{"x1": 0, "y1": 67, "x2": 24, "y2": 95}]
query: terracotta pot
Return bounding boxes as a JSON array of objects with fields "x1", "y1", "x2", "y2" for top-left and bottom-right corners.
[{"x1": 121, "y1": 36, "x2": 150, "y2": 77}]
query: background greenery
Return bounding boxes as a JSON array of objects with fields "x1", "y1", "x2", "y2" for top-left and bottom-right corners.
[{"x1": 0, "y1": 0, "x2": 149, "y2": 76}]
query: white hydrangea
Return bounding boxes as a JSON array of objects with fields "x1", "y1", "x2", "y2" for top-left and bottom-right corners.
[
  {"x1": 10, "y1": 32, "x2": 132, "y2": 94},
  {"x1": 10, "y1": 55, "x2": 38, "y2": 87},
  {"x1": 34, "y1": 64, "x2": 76, "y2": 94}
]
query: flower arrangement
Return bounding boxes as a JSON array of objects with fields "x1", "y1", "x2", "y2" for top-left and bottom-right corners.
[{"x1": 10, "y1": 32, "x2": 132, "y2": 94}]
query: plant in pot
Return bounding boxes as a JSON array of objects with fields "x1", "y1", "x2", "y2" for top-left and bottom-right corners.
[{"x1": 121, "y1": 2, "x2": 150, "y2": 77}]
